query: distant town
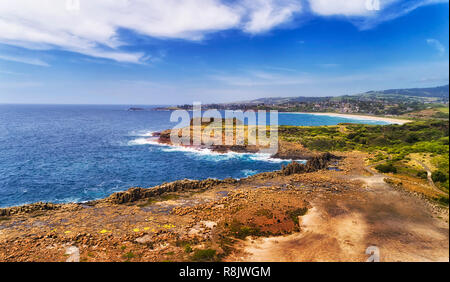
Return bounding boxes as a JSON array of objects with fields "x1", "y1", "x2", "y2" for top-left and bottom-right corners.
[{"x1": 156, "y1": 85, "x2": 449, "y2": 119}]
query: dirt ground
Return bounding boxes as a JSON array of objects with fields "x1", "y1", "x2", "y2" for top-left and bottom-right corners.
[
  {"x1": 227, "y1": 153, "x2": 448, "y2": 262},
  {"x1": 0, "y1": 152, "x2": 448, "y2": 262}
]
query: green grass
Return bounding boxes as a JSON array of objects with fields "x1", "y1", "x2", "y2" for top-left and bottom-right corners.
[
  {"x1": 279, "y1": 120, "x2": 449, "y2": 154},
  {"x1": 437, "y1": 107, "x2": 449, "y2": 114},
  {"x1": 226, "y1": 220, "x2": 266, "y2": 239},
  {"x1": 122, "y1": 251, "x2": 136, "y2": 260},
  {"x1": 191, "y1": 249, "x2": 217, "y2": 262}
]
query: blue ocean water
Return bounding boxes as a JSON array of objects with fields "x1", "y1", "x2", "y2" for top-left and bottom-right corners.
[{"x1": 0, "y1": 105, "x2": 388, "y2": 208}]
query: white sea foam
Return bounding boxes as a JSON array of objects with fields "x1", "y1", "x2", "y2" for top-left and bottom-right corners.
[
  {"x1": 127, "y1": 136, "x2": 306, "y2": 163},
  {"x1": 128, "y1": 130, "x2": 156, "y2": 137},
  {"x1": 241, "y1": 169, "x2": 258, "y2": 177},
  {"x1": 127, "y1": 138, "x2": 155, "y2": 145}
]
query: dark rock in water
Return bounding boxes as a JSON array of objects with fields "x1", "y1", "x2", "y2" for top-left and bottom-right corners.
[
  {"x1": 128, "y1": 107, "x2": 146, "y2": 111},
  {"x1": 280, "y1": 152, "x2": 338, "y2": 175}
]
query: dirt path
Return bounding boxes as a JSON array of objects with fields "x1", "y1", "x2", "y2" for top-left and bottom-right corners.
[
  {"x1": 415, "y1": 159, "x2": 444, "y2": 194},
  {"x1": 366, "y1": 158, "x2": 446, "y2": 196},
  {"x1": 230, "y1": 158, "x2": 449, "y2": 262}
]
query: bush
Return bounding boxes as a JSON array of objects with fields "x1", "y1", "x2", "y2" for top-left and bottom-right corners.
[
  {"x1": 417, "y1": 171, "x2": 428, "y2": 179},
  {"x1": 405, "y1": 133, "x2": 419, "y2": 143},
  {"x1": 184, "y1": 245, "x2": 193, "y2": 253},
  {"x1": 191, "y1": 249, "x2": 216, "y2": 262},
  {"x1": 436, "y1": 196, "x2": 449, "y2": 206},
  {"x1": 432, "y1": 171, "x2": 448, "y2": 183},
  {"x1": 375, "y1": 163, "x2": 397, "y2": 174}
]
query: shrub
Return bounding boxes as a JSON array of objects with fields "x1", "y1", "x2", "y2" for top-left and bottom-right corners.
[
  {"x1": 375, "y1": 163, "x2": 397, "y2": 174},
  {"x1": 184, "y1": 245, "x2": 193, "y2": 253},
  {"x1": 288, "y1": 208, "x2": 308, "y2": 225},
  {"x1": 227, "y1": 220, "x2": 264, "y2": 239},
  {"x1": 191, "y1": 249, "x2": 216, "y2": 262},
  {"x1": 122, "y1": 251, "x2": 135, "y2": 260},
  {"x1": 416, "y1": 171, "x2": 428, "y2": 179},
  {"x1": 405, "y1": 133, "x2": 419, "y2": 143},
  {"x1": 432, "y1": 171, "x2": 448, "y2": 183}
]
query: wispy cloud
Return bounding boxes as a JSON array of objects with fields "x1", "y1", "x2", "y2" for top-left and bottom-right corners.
[
  {"x1": 241, "y1": 0, "x2": 302, "y2": 33},
  {"x1": 0, "y1": 70, "x2": 24, "y2": 76},
  {"x1": 307, "y1": 0, "x2": 449, "y2": 30},
  {"x1": 208, "y1": 61, "x2": 449, "y2": 93},
  {"x1": 0, "y1": 54, "x2": 49, "y2": 66},
  {"x1": 427, "y1": 38, "x2": 446, "y2": 55}
]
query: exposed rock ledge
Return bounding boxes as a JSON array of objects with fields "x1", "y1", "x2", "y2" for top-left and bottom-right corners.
[
  {"x1": 280, "y1": 152, "x2": 338, "y2": 175},
  {"x1": 101, "y1": 152, "x2": 338, "y2": 205},
  {"x1": 100, "y1": 178, "x2": 237, "y2": 205},
  {"x1": 0, "y1": 202, "x2": 79, "y2": 217}
]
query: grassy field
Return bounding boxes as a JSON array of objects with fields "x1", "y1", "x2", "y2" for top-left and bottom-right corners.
[
  {"x1": 437, "y1": 107, "x2": 449, "y2": 114},
  {"x1": 279, "y1": 120, "x2": 449, "y2": 203}
]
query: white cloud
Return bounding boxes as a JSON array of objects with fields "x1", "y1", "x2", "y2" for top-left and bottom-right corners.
[
  {"x1": 427, "y1": 38, "x2": 445, "y2": 55},
  {"x1": 0, "y1": 0, "x2": 302, "y2": 63},
  {"x1": 309, "y1": 0, "x2": 377, "y2": 16},
  {"x1": 307, "y1": 0, "x2": 449, "y2": 29},
  {"x1": 0, "y1": 54, "x2": 49, "y2": 66},
  {"x1": 241, "y1": 0, "x2": 302, "y2": 33}
]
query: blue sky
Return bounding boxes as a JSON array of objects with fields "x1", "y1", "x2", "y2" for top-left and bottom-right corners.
[{"x1": 0, "y1": 0, "x2": 448, "y2": 104}]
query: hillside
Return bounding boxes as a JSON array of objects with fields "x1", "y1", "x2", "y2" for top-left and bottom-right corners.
[
  {"x1": 365, "y1": 85, "x2": 449, "y2": 100},
  {"x1": 235, "y1": 85, "x2": 449, "y2": 105}
]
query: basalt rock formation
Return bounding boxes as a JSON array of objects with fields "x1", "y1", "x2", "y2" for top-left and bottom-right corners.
[
  {"x1": 103, "y1": 178, "x2": 237, "y2": 205},
  {"x1": 280, "y1": 152, "x2": 337, "y2": 175},
  {"x1": 0, "y1": 202, "x2": 74, "y2": 217}
]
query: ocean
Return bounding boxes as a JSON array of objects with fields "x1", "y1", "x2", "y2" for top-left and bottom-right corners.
[{"x1": 0, "y1": 104, "x2": 388, "y2": 208}]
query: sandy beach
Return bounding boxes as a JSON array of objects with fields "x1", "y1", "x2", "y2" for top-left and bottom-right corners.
[{"x1": 288, "y1": 112, "x2": 411, "y2": 125}]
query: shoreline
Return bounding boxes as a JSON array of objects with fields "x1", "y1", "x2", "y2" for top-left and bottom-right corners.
[
  {"x1": 154, "y1": 108, "x2": 412, "y2": 125},
  {"x1": 1, "y1": 137, "x2": 312, "y2": 210},
  {"x1": 284, "y1": 112, "x2": 411, "y2": 125},
  {"x1": 0, "y1": 153, "x2": 325, "y2": 212}
]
